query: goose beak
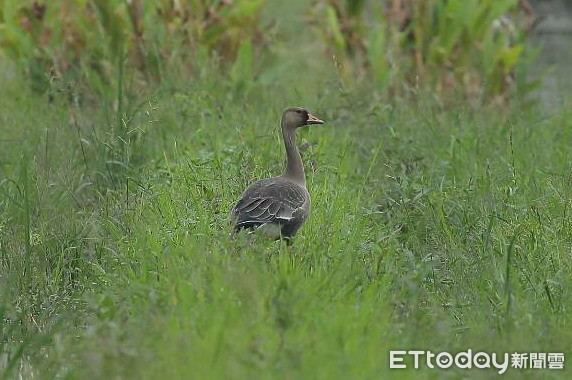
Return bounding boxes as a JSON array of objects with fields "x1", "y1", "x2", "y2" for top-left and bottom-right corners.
[{"x1": 307, "y1": 113, "x2": 325, "y2": 125}]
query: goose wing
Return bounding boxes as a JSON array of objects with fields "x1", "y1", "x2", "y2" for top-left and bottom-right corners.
[{"x1": 232, "y1": 179, "x2": 308, "y2": 228}]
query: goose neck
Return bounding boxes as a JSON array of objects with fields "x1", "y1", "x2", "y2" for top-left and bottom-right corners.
[{"x1": 281, "y1": 125, "x2": 306, "y2": 186}]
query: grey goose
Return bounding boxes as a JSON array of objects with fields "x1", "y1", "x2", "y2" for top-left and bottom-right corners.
[{"x1": 231, "y1": 107, "x2": 325, "y2": 242}]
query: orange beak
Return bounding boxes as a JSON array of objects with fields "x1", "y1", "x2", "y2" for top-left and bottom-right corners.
[{"x1": 307, "y1": 113, "x2": 325, "y2": 125}]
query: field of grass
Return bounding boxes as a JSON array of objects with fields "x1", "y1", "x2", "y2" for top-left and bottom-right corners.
[{"x1": 1, "y1": 4, "x2": 572, "y2": 379}]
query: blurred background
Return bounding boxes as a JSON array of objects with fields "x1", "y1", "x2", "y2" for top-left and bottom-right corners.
[
  {"x1": 529, "y1": 0, "x2": 572, "y2": 106},
  {"x1": 1, "y1": 0, "x2": 571, "y2": 107}
]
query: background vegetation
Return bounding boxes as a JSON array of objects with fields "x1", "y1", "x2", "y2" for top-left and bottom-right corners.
[{"x1": 0, "y1": 0, "x2": 570, "y2": 379}]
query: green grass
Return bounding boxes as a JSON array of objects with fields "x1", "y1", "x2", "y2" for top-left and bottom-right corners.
[{"x1": 1, "y1": 48, "x2": 572, "y2": 379}]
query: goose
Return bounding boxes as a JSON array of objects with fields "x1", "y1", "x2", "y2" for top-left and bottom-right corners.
[{"x1": 231, "y1": 107, "x2": 325, "y2": 242}]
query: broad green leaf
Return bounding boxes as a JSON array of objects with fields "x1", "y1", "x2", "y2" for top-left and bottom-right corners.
[{"x1": 326, "y1": 6, "x2": 346, "y2": 53}]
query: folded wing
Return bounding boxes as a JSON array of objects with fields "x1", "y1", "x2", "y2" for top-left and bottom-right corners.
[{"x1": 232, "y1": 179, "x2": 308, "y2": 229}]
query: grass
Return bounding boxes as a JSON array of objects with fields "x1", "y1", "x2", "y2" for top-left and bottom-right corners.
[{"x1": 1, "y1": 38, "x2": 572, "y2": 380}]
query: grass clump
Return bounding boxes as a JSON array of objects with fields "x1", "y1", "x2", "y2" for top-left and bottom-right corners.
[
  {"x1": 1, "y1": 64, "x2": 571, "y2": 377},
  {"x1": 0, "y1": 0, "x2": 270, "y2": 98},
  {"x1": 309, "y1": 0, "x2": 536, "y2": 104}
]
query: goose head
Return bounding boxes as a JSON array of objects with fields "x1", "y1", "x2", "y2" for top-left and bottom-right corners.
[{"x1": 281, "y1": 107, "x2": 324, "y2": 130}]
